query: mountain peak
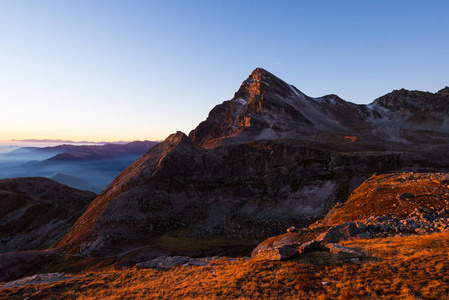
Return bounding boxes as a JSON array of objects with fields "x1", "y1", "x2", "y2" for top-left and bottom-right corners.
[
  {"x1": 245, "y1": 67, "x2": 284, "y2": 86},
  {"x1": 249, "y1": 67, "x2": 271, "y2": 80},
  {"x1": 232, "y1": 67, "x2": 298, "y2": 102},
  {"x1": 437, "y1": 86, "x2": 449, "y2": 96}
]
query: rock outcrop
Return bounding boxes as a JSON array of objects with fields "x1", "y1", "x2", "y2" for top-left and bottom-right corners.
[
  {"x1": 321, "y1": 172, "x2": 449, "y2": 226},
  {"x1": 136, "y1": 256, "x2": 190, "y2": 269},
  {"x1": 252, "y1": 172, "x2": 449, "y2": 261},
  {"x1": 0, "y1": 273, "x2": 73, "y2": 290},
  {"x1": 136, "y1": 256, "x2": 223, "y2": 269}
]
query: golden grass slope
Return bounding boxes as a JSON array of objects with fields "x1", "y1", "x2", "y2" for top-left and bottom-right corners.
[
  {"x1": 323, "y1": 172, "x2": 449, "y2": 226},
  {"x1": 1, "y1": 230, "x2": 449, "y2": 299}
]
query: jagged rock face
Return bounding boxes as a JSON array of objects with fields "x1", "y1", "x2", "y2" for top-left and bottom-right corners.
[
  {"x1": 372, "y1": 88, "x2": 449, "y2": 116},
  {"x1": 371, "y1": 87, "x2": 449, "y2": 141},
  {"x1": 0, "y1": 177, "x2": 96, "y2": 253},
  {"x1": 59, "y1": 68, "x2": 449, "y2": 258},
  {"x1": 189, "y1": 68, "x2": 370, "y2": 149},
  {"x1": 190, "y1": 68, "x2": 449, "y2": 155}
]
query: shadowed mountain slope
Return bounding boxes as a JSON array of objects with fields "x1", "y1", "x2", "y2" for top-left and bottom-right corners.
[{"x1": 0, "y1": 177, "x2": 96, "y2": 253}]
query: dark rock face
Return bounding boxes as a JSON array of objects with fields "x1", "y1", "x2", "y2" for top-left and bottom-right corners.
[
  {"x1": 372, "y1": 88, "x2": 449, "y2": 116},
  {"x1": 315, "y1": 222, "x2": 365, "y2": 244},
  {"x1": 58, "y1": 133, "x2": 434, "y2": 257},
  {"x1": 0, "y1": 177, "x2": 96, "y2": 253},
  {"x1": 58, "y1": 68, "x2": 449, "y2": 258}
]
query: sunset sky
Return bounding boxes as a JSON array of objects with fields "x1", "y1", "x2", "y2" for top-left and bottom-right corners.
[{"x1": 1, "y1": 1, "x2": 448, "y2": 142}]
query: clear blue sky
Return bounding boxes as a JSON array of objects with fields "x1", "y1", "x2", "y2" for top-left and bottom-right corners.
[{"x1": 1, "y1": 0, "x2": 448, "y2": 142}]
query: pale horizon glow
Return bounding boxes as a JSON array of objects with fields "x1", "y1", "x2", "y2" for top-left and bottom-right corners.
[{"x1": 1, "y1": 1, "x2": 448, "y2": 142}]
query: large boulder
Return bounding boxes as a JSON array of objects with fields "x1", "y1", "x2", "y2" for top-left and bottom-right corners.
[
  {"x1": 316, "y1": 222, "x2": 366, "y2": 244},
  {"x1": 251, "y1": 233, "x2": 302, "y2": 260}
]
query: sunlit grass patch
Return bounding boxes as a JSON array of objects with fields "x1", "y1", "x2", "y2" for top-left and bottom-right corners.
[{"x1": 2, "y1": 231, "x2": 449, "y2": 299}]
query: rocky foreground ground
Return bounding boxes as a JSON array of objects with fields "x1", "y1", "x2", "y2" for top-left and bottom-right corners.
[
  {"x1": 251, "y1": 172, "x2": 449, "y2": 261},
  {"x1": 1, "y1": 172, "x2": 449, "y2": 299},
  {"x1": 0, "y1": 231, "x2": 448, "y2": 299}
]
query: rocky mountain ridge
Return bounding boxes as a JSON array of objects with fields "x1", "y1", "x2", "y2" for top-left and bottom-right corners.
[
  {"x1": 57, "y1": 68, "x2": 449, "y2": 258},
  {"x1": 191, "y1": 68, "x2": 449, "y2": 153}
]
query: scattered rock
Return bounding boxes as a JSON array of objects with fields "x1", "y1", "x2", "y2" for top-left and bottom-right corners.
[
  {"x1": 325, "y1": 243, "x2": 365, "y2": 256},
  {"x1": 0, "y1": 273, "x2": 73, "y2": 290},
  {"x1": 399, "y1": 192, "x2": 415, "y2": 199},
  {"x1": 187, "y1": 256, "x2": 220, "y2": 267},
  {"x1": 356, "y1": 232, "x2": 371, "y2": 239},
  {"x1": 252, "y1": 243, "x2": 300, "y2": 261},
  {"x1": 287, "y1": 226, "x2": 300, "y2": 233},
  {"x1": 438, "y1": 209, "x2": 449, "y2": 217},
  {"x1": 251, "y1": 233, "x2": 303, "y2": 260},
  {"x1": 298, "y1": 240, "x2": 325, "y2": 254},
  {"x1": 136, "y1": 256, "x2": 190, "y2": 269},
  {"x1": 316, "y1": 222, "x2": 366, "y2": 243},
  {"x1": 414, "y1": 228, "x2": 429, "y2": 235}
]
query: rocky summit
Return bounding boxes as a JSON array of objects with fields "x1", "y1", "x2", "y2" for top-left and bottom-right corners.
[{"x1": 56, "y1": 68, "x2": 449, "y2": 259}]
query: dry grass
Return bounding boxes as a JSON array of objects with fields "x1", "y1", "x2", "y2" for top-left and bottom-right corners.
[{"x1": 2, "y1": 231, "x2": 449, "y2": 299}]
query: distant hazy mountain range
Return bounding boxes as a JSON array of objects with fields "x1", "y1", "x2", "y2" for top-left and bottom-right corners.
[
  {"x1": 10, "y1": 139, "x2": 111, "y2": 144},
  {"x1": 0, "y1": 141, "x2": 159, "y2": 193}
]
